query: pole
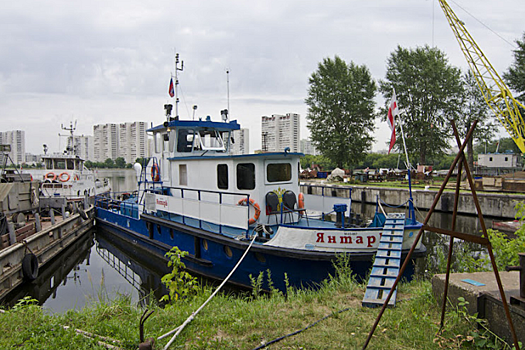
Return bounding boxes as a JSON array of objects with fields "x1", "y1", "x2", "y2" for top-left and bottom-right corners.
[{"x1": 398, "y1": 109, "x2": 415, "y2": 224}]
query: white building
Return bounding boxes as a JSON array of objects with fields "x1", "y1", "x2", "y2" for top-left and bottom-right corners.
[
  {"x1": 0, "y1": 130, "x2": 25, "y2": 165},
  {"x1": 478, "y1": 152, "x2": 523, "y2": 168},
  {"x1": 261, "y1": 113, "x2": 300, "y2": 152},
  {"x1": 94, "y1": 122, "x2": 148, "y2": 163},
  {"x1": 300, "y1": 139, "x2": 319, "y2": 155},
  {"x1": 231, "y1": 128, "x2": 250, "y2": 155},
  {"x1": 73, "y1": 135, "x2": 94, "y2": 161},
  {"x1": 119, "y1": 122, "x2": 148, "y2": 163},
  {"x1": 94, "y1": 123, "x2": 118, "y2": 162}
]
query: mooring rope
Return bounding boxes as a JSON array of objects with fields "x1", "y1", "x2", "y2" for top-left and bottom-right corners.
[{"x1": 160, "y1": 233, "x2": 258, "y2": 349}]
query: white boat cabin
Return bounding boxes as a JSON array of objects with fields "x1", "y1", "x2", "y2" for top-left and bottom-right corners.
[{"x1": 146, "y1": 117, "x2": 303, "y2": 227}]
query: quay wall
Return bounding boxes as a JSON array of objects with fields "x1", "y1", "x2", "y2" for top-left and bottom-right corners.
[{"x1": 301, "y1": 183, "x2": 525, "y2": 219}]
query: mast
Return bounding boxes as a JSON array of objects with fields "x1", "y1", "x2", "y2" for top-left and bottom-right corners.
[{"x1": 174, "y1": 53, "x2": 184, "y2": 120}]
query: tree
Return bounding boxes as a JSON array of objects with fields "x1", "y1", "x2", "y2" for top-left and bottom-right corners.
[
  {"x1": 104, "y1": 158, "x2": 115, "y2": 168},
  {"x1": 380, "y1": 45, "x2": 464, "y2": 165},
  {"x1": 115, "y1": 157, "x2": 127, "y2": 168},
  {"x1": 306, "y1": 56, "x2": 376, "y2": 168},
  {"x1": 504, "y1": 32, "x2": 525, "y2": 104},
  {"x1": 455, "y1": 71, "x2": 496, "y2": 169}
]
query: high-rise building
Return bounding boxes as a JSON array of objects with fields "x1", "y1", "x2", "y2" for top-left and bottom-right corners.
[
  {"x1": 261, "y1": 113, "x2": 300, "y2": 152},
  {"x1": 94, "y1": 123, "x2": 118, "y2": 162},
  {"x1": 0, "y1": 130, "x2": 25, "y2": 164},
  {"x1": 94, "y1": 122, "x2": 147, "y2": 163},
  {"x1": 119, "y1": 122, "x2": 148, "y2": 163},
  {"x1": 73, "y1": 135, "x2": 94, "y2": 161},
  {"x1": 231, "y1": 128, "x2": 250, "y2": 155},
  {"x1": 300, "y1": 139, "x2": 319, "y2": 155}
]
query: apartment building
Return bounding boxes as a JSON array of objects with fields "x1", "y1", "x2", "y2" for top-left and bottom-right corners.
[
  {"x1": 0, "y1": 130, "x2": 25, "y2": 165},
  {"x1": 261, "y1": 113, "x2": 300, "y2": 152},
  {"x1": 231, "y1": 128, "x2": 250, "y2": 155}
]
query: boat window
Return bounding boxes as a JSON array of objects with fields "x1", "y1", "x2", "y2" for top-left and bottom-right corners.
[
  {"x1": 75, "y1": 160, "x2": 80, "y2": 170},
  {"x1": 177, "y1": 129, "x2": 194, "y2": 153},
  {"x1": 45, "y1": 159, "x2": 53, "y2": 169},
  {"x1": 237, "y1": 163, "x2": 255, "y2": 190},
  {"x1": 267, "y1": 163, "x2": 292, "y2": 182},
  {"x1": 198, "y1": 130, "x2": 225, "y2": 151},
  {"x1": 179, "y1": 164, "x2": 187, "y2": 186},
  {"x1": 55, "y1": 159, "x2": 66, "y2": 170},
  {"x1": 66, "y1": 159, "x2": 75, "y2": 170},
  {"x1": 217, "y1": 164, "x2": 228, "y2": 190}
]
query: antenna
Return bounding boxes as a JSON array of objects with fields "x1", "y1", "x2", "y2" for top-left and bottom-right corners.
[
  {"x1": 192, "y1": 105, "x2": 198, "y2": 120},
  {"x1": 226, "y1": 69, "x2": 230, "y2": 119},
  {"x1": 174, "y1": 52, "x2": 184, "y2": 120}
]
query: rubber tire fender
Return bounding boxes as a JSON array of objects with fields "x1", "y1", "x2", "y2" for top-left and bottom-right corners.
[
  {"x1": 22, "y1": 253, "x2": 39, "y2": 281},
  {"x1": 79, "y1": 207, "x2": 88, "y2": 220}
]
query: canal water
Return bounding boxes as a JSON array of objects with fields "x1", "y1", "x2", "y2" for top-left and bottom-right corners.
[{"x1": 0, "y1": 170, "x2": 510, "y2": 312}]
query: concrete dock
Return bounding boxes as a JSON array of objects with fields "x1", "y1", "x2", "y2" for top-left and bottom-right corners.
[{"x1": 432, "y1": 271, "x2": 525, "y2": 345}]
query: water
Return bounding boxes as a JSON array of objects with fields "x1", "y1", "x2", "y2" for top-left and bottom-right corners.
[{"x1": 0, "y1": 171, "x2": 509, "y2": 311}]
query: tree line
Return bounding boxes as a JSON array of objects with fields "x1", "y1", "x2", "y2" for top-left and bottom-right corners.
[{"x1": 306, "y1": 33, "x2": 525, "y2": 171}]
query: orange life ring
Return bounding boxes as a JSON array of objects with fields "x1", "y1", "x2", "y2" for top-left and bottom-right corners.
[
  {"x1": 73, "y1": 174, "x2": 80, "y2": 181},
  {"x1": 59, "y1": 172, "x2": 70, "y2": 182},
  {"x1": 298, "y1": 192, "x2": 305, "y2": 209},
  {"x1": 237, "y1": 198, "x2": 261, "y2": 225},
  {"x1": 151, "y1": 164, "x2": 160, "y2": 182},
  {"x1": 45, "y1": 172, "x2": 57, "y2": 181}
]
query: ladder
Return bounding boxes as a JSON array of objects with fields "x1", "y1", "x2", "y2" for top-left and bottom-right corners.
[{"x1": 362, "y1": 213, "x2": 405, "y2": 308}]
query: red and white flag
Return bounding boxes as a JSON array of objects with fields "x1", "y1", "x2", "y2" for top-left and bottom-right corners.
[
  {"x1": 387, "y1": 90, "x2": 398, "y2": 154},
  {"x1": 168, "y1": 77, "x2": 175, "y2": 98}
]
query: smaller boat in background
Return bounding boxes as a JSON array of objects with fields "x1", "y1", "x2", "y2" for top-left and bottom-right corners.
[{"x1": 25, "y1": 122, "x2": 111, "y2": 207}]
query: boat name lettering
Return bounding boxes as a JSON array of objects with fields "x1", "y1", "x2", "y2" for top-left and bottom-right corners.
[
  {"x1": 316, "y1": 232, "x2": 377, "y2": 247},
  {"x1": 156, "y1": 198, "x2": 168, "y2": 207}
]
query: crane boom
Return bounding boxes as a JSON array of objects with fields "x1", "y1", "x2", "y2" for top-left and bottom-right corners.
[{"x1": 438, "y1": 0, "x2": 525, "y2": 153}]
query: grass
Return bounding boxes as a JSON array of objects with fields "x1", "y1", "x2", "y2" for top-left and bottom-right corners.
[{"x1": 0, "y1": 272, "x2": 504, "y2": 350}]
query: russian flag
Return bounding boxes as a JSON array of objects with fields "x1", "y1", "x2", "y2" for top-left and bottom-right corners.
[{"x1": 168, "y1": 77, "x2": 175, "y2": 98}]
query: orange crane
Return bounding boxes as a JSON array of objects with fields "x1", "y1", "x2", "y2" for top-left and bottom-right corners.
[{"x1": 438, "y1": 0, "x2": 525, "y2": 153}]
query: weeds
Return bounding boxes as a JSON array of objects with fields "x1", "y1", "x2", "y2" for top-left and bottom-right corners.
[{"x1": 160, "y1": 246, "x2": 199, "y2": 304}]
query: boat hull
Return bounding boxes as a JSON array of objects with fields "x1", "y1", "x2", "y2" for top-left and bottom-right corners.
[{"x1": 95, "y1": 207, "x2": 426, "y2": 291}]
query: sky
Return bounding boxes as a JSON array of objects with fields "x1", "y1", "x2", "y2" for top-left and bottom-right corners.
[{"x1": 1, "y1": 0, "x2": 523, "y2": 155}]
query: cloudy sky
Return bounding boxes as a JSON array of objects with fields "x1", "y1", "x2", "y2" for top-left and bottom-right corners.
[{"x1": 1, "y1": 0, "x2": 523, "y2": 155}]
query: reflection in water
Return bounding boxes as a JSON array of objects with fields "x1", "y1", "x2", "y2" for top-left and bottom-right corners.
[{"x1": 0, "y1": 228, "x2": 169, "y2": 312}]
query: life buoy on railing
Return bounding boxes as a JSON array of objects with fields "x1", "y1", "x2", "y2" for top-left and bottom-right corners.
[
  {"x1": 59, "y1": 172, "x2": 70, "y2": 182},
  {"x1": 44, "y1": 172, "x2": 56, "y2": 181},
  {"x1": 151, "y1": 164, "x2": 160, "y2": 182},
  {"x1": 237, "y1": 198, "x2": 261, "y2": 225}
]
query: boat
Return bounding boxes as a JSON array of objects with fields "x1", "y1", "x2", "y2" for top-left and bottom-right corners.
[
  {"x1": 25, "y1": 122, "x2": 111, "y2": 208},
  {"x1": 0, "y1": 150, "x2": 95, "y2": 301},
  {"x1": 94, "y1": 104, "x2": 426, "y2": 292}
]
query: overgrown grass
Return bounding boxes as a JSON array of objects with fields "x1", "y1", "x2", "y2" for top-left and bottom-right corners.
[{"x1": 1, "y1": 269, "x2": 512, "y2": 349}]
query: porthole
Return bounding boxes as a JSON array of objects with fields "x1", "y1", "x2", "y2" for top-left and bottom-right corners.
[
  {"x1": 224, "y1": 245, "x2": 233, "y2": 258},
  {"x1": 202, "y1": 239, "x2": 208, "y2": 251},
  {"x1": 254, "y1": 252, "x2": 266, "y2": 264}
]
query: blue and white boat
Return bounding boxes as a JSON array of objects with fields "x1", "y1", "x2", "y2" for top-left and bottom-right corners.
[{"x1": 94, "y1": 110, "x2": 426, "y2": 291}]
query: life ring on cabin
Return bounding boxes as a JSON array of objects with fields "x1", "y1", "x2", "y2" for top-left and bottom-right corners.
[
  {"x1": 22, "y1": 253, "x2": 39, "y2": 281},
  {"x1": 58, "y1": 172, "x2": 70, "y2": 182},
  {"x1": 151, "y1": 164, "x2": 160, "y2": 182},
  {"x1": 44, "y1": 172, "x2": 57, "y2": 181},
  {"x1": 73, "y1": 174, "x2": 80, "y2": 181},
  {"x1": 237, "y1": 198, "x2": 261, "y2": 225}
]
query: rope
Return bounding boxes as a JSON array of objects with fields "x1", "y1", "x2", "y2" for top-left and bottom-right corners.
[
  {"x1": 378, "y1": 198, "x2": 410, "y2": 209},
  {"x1": 251, "y1": 307, "x2": 352, "y2": 350},
  {"x1": 160, "y1": 233, "x2": 258, "y2": 349}
]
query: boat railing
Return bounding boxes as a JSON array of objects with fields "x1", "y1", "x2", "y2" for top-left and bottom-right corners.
[
  {"x1": 143, "y1": 186, "x2": 252, "y2": 234},
  {"x1": 95, "y1": 192, "x2": 142, "y2": 219},
  {"x1": 299, "y1": 183, "x2": 352, "y2": 219}
]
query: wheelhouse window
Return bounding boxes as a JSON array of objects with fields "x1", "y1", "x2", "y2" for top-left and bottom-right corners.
[
  {"x1": 67, "y1": 159, "x2": 75, "y2": 170},
  {"x1": 267, "y1": 163, "x2": 292, "y2": 182},
  {"x1": 155, "y1": 132, "x2": 163, "y2": 153},
  {"x1": 55, "y1": 159, "x2": 66, "y2": 170},
  {"x1": 217, "y1": 164, "x2": 228, "y2": 190},
  {"x1": 237, "y1": 163, "x2": 255, "y2": 190},
  {"x1": 197, "y1": 130, "x2": 226, "y2": 151},
  {"x1": 177, "y1": 129, "x2": 194, "y2": 153}
]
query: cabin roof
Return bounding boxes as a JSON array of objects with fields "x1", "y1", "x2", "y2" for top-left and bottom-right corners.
[
  {"x1": 168, "y1": 151, "x2": 303, "y2": 161},
  {"x1": 148, "y1": 119, "x2": 241, "y2": 133}
]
